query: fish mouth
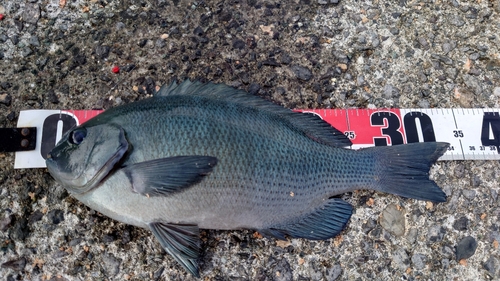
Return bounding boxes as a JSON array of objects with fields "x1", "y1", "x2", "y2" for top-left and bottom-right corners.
[
  {"x1": 76, "y1": 142, "x2": 128, "y2": 193},
  {"x1": 46, "y1": 127, "x2": 129, "y2": 194}
]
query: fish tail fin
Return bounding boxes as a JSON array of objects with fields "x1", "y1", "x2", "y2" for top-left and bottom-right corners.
[{"x1": 368, "y1": 142, "x2": 449, "y2": 202}]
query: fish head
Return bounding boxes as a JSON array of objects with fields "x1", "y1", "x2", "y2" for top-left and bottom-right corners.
[{"x1": 46, "y1": 123, "x2": 129, "y2": 194}]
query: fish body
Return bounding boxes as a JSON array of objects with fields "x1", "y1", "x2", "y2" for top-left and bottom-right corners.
[{"x1": 46, "y1": 80, "x2": 448, "y2": 277}]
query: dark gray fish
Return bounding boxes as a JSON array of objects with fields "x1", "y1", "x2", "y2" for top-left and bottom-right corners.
[{"x1": 46, "y1": 80, "x2": 448, "y2": 277}]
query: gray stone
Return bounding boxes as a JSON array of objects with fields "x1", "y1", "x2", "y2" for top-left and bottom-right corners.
[
  {"x1": 454, "y1": 164, "x2": 465, "y2": 178},
  {"x1": 453, "y1": 217, "x2": 468, "y2": 231},
  {"x1": 0, "y1": 215, "x2": 12, "y2": 231},
  {"x1": 471, "y1": 175, "x2": 481, "y2": 187},
  {"x1": 463, "y1": 74, "x2": 482, "y2": 93},
  {"x1": 155, "y1": 39, "x2": 166, "y2": 48},
  {"x1": 392, "y1": 248, "x2": 410, "y2": 270},
  {"x1": 0, "y1": 93, "x2": 12, "y2": 106},
  {"x1": 47, "y1": 209, "x2": 64, "y2": 225},
  {"x1": 95, "y1": 45, "x2": 111, "y2": 59},
  {"x1": 446, "y1": 67, "x2": 458, "y2": 79},
  {"x1": 428, "y1": 225, "x2": 446, "y2": 243},
  {"x1": 382, "y1": 84, "x2": 400, "y2": 99},
  {"x1": 418, "y1": 37, "x2": 429, "y2": 49},
  {"x1": 291, "y1": 65, "x2": 313, "y2": 81},
  {"x1": 417, "y1": 99, "x2": 430, "y2": 108},
  {"x1": 23, "y1": 3, "x2": 40, "y2": 24},
  {"x1": 379, "y1": 204, "x2": 405, "y2": 236},
  {"x1": 456, "y1": 236, "x2": 478, "y2": 260},
  {"x1": 248, "y1": 83, "x2": 260, "y2": 95},
  {"x1": 102, "y1": 253, "x2": 122, "y2": 276},
  {"x1": 1, "y1": 257, "x2": 26, "y2": 271},
  {"x1": 442, "y1": 42, "x2": 453, "y2": 54},
  {"x1": 461, "y1": 189, "x2": 476, "y2": 200},
  {"x1": 411, "y1": 253, "x2": 427, "y2": 270},
  {"x1": 483, "y1": 256, "x2": 499, "y2": 278},
  {"x1": 29, "y1": 35, "x2": 40, "y2": 46},
  {"x1": 406, "y1": 228, "x2": 418, "y2": 244},
  {"x1": 273, "y1": 258, "x2": 292, "y2": 281},
  {"x1": 450, "y1": 16, "x2": 465, "y2": 27},
  {"x1": 441, "y1": 245, "x2": 455, "y2": 259},
  {"x1": 325, "y1": 264, "x2": 342, "y2": 280}
]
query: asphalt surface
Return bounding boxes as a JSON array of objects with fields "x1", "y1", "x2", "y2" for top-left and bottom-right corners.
[{"x1": 0, "y1": 0, "x2": 499, "y2": 280}]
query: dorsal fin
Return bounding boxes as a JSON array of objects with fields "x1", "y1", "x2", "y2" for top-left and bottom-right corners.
[{"x1": 155, "y1": 80, "x2": 352, "y2": 147}]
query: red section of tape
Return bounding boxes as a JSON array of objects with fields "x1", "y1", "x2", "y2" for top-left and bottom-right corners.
[
  {"x1": 62, "y1": 110, "x2": 104, "y2": 125},
  {"x1": 62, "y1": 108, "x2": 409, "y2": 146},
  {"x1": 298, "y1": 109, "x2": 405, "y2": 146}
]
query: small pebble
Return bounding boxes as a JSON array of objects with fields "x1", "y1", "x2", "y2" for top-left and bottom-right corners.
[
  {"x1": 155, "y1": 38, "x2": 166, "y2": 48},
  {"x1": 453, "y1": 216, "x2": 468, "y2": 231},
  {"x1": 291, "y1": 65, "x2": 313, "y2": 81},
  {"x1": 28, "y1": 210, "x2": 44, "y2": 224},
  {"x1": 0, "y1": 93, "x2": 12, "y2": 106},
  {"x1": 461, "y1": 189, "x2": 476, "y2": 200},
  {"x1": 273, "y1": 258, "x2": 292, "y2": 281},
  {"x1": 412, "y1": 253, "x2": 427, "y2": 270},
  {"x1": 379, "y1": 204, "x2": 405, "y2": 236},
  {"x1": 193, "y1": 26, "x2": 204, "y2": 36},
  {"x1": 454, "y1": 164, "x2": 465, "y2": 178},
  {"x1": 382, "y1": 84, "x2": 399, "y2": 99},
  {"x1": 46, "y1": 90, "x2": 59, "y2": 104},
  {"x1": 232, "y1": 39, "x2": 245, "y2": 50},
  {"x1": 11, "y1": 217, "x2": 29, "y2": 241},
  {"x1": 456, "y1": 236, "x2": 478, "y2": 260},
  {"x1": 483, "y1": 256, "x2": 499, "y2": 277},
  {"x1": 1, "y1": 257, "x2": 26, "y2": 271},
  {"x1": 248, "y1": 83, "x2": 260, "y2": 95},
  {"x1": 29, "y1": 36, "x2": 40, "y2": 46},
  {"x1": 95, "y1": 45, "x2": 111, "y2": 59},
  {"x1": 102, "y1": 253, "x2": 122, "y2": 276},
  {"x1": 428, "y1": 225, "x2": 446, "y2": 243},
  {"x1": 325, "y1": 264, "x2": 342, "y2": 280},
  {"x1": 392, "y1": 248, "x2": 410, "y2": 270},
  {"x1": 47, "y1": 209, "x2": 64, "y2": 225},
  {"x1": 0, "y1": 215, "x2": 12, "y2": 231},
  {"x1": 23, "y1": 3, "x2": 40, "y2": 24}
]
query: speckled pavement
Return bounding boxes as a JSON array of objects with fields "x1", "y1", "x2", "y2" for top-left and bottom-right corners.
[{"x1": 0, "y1": 0, "x2": 499, "y2": 280}]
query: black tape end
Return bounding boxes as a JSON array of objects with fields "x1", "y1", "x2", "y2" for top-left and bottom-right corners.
[{"x1": 0, "y1": 127, "x2": 37, "y2": 152}]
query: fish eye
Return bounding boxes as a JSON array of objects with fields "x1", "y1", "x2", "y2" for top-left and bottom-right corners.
[{"x1": 69, "y1": 128, "x2": 87, "y2": 145}]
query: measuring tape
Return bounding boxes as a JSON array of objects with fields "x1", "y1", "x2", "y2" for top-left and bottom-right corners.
[
  {"x1": 9, "y1": 108, "x2": 500, "y2": 169},
  {"x1": 299, "y1": 108, "x2": 500, "y2": 161}
]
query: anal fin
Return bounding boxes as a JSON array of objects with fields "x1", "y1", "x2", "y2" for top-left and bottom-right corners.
[
  {"x1": 259, "y1": 198, "x2": 353, "y2": 241},
  {"x1": 149, "y1": 222, "x2": 201, "y2": 277}
]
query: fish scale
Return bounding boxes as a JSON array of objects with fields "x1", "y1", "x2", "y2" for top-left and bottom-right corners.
[{"x1": 46, "y1": 80, "x2": 449, "y2": 277}]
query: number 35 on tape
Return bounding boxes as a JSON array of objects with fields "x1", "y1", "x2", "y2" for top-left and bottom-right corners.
[{"x1": 13, "y1": 108, "x2": 500, "y2": 169}]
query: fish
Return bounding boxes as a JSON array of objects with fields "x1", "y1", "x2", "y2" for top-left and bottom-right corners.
[{"x1": 46, "y1": 80, "x2": 449, "y2": 277}]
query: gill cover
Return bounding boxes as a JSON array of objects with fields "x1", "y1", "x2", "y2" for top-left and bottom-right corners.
[{"x1": 46, "y1": 124, "x2": 129, "y2": 194}]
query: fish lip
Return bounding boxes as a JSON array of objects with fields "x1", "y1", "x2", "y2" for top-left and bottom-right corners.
[{"x1": 76, "y1": 141, "x2": 128, "y2": 193}]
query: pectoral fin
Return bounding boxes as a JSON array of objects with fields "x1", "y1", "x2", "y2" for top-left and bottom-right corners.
[
  {"x1": 122, "y1": 156, "x2": 218, "y2": 196},
  {"x1": 149, "y1": 222, "x2": 201, "y2": 277}
]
